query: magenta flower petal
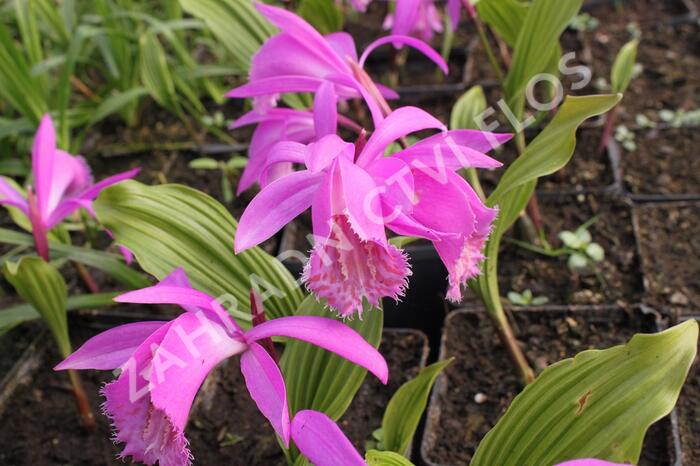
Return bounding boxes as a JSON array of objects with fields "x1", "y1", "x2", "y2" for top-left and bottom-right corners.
[
  {"x1": 407, "y1": 129, "x2": 512, "y2": 155},
  {"x1": 356, "y1": 106, "x2": 446, "y2": 166},
  {"x1": 390, "y1": 0, "x2": 421, "y2": 37},
  {"x1": 226, "y1": 76, "x2": 330, "y2": 98},
  {"x1": 240, "y1": 342, "x2": 291, "y2": 445},
  {"x1": 313, "y1": 81, "x2": 338, "y2": 138},
  {"x1": 291, "y1": 410, "x2": 366, "y2": 466},
  {"x1": 306, "y1": 135, "x2": 354, "y2": 174},
  {"x1": 77, "y1": 167, "x2": 140, "y2": 201},
  {"x1": 394, "y1": 133, "x2": 506, "y2": 170},
  {"x1": 235, "y1": 170, "x2": 325, "y2": 253},
  {"x1": 32, "y1": 114, "x2": 56, "y2": 221},
  {"x1": 47, "y1": 151, "x2": 92, "y2": 214},
  {"x1": 447, "y1": 0, "x2": 461, "y2": 30},
  {"x1": 115, "y1": 285, "x2": 215, "y2": 311},
  {"x1": 55, "y1": 321, "x2": 166, "y2": 370},
  {"x1": 325, "y1": 32, "x2": 359, "y2": 61},
  {"x1": 360, "y1": 34, "x2": 448, "y2": 74},
  {"x1": 336, "y1": 155, "x2": 386, "y2": 244},
  {"x1": 244, "y1": 315, "x2": 389, "y2": 384},
  {"x1": 0, "y1": 177, "x2": 29, "y2": 215}
]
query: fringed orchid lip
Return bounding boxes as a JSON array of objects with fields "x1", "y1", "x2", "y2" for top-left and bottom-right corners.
[{"x1": 55, "y1": 269, "x2": 388, "y2": 465}]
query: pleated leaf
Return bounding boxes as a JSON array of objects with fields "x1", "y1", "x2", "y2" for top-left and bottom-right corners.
[
  {"x1": 94, "y1": 181, "x2": 304, "y2": 323},
  {"x1": 366, "y1": 450, "x2": 415, "y2": 466},
  {"x1": 611, "y1": 40, "x2": 639, "y2": 94},
  {"x1": 3, "y1": 256, "x2": 72, "y2": 357},
  {"x1": 281, "y1": 294, "x2": 383, "y2": 464},
  {"x1": 472, "y1": 320, "x2": 699, "y2": 466}
]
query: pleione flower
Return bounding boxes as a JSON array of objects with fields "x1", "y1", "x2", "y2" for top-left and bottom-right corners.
[
  {"x1": 0, "y1": 114, "x2": 138, "y2": 260},
  {"x1": 235, "y1": 97, "x2": 510, "y2": 317},
  {"x1": 226, "y1": 2, "x2": 447, "y2": 127},
  {"x1": 384, "y1": 0, "x2": 444, "y2": 42},
  {"x1": 55, "y1": 269, "x2": 387, "y2": 466}
]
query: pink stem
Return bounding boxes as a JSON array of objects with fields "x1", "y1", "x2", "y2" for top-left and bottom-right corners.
[
  {"x1": 27, "y1": 187, "x2": 49, "y2": 261},
  {"x1": 250, "y1": 289, "x2": 279, "y2": 363}
]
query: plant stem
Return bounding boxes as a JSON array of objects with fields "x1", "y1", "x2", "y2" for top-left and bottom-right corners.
[
  {"x1": 598, "y1": 104, "x2": 618, "y2": 154},
  {"x1": 470, "y1": 7, "x2": 505, "y2": 85},
  {"x1": 73, "y1": 261, "x2": 101, "y2": 294},
  {"x1": 26, "y1": 187, "x2": 49, "y2": 261},
  {"x1": 464, "y1": 168, "x2": 487, "y2": 202},
  {"x1": 67, "y1": 369, "x2": 97, "y2": 431},
  {"x1": 494, "y1": 310, "x2": 535, "y2": 384}
]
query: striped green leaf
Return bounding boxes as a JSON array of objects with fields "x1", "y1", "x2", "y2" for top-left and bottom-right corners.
[
  {"x1": 366, "y1": 450, "x2": 414, "y2": 466},
  {"x1": 94, "y1": 181, "x2": 304, "y2": 323},
  {"x1": 472, "y1": 320, "x2": 699, "y2": 465}
]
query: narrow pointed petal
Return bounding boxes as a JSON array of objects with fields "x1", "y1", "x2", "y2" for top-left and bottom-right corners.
[
  {"x1": 306, "y1": 135, "x2": 354, "y2": 173},
  {"x1": 254, "y1": 3, "x2": 348, "y2": 73},
  {"x1": 226, "y1": 76, "x2": 329, "y2": 98},
  {"x1": 337, "y1": 155, "x2": 386, "y2": 243},
  {"x1": 240, "y1": 342, "x2": 290, "y2": 445},
  {"x1": 159, "y1": 267, "x2": 193, "y2": 288},
  {"x1": 236, "y1": 170, "x2": 323, "y2": 253},
  {"x1": 291, "y1": 410, "x2": 366, "y2": 466},
  {"x1": 78, "y1": 168, "x2": 140, "y2": 201},
  {"x1": 245, "y1": 315, "x2": 389, "y2": 384},
  {"x1": 55, "y1": 321, "x2": 166, "y2": 370},
  {"x1": 32, "y1": 114, "x2": 56, "y2": 220},
  {"x1": 230, "y1": 108, "x2": 311, "y2": 129},
  {"x1": 356, "y1": 107, "x2": 446, "y2": 167},
  {"x1": 360, "y1": 35, "x2": 448, "y2": 74},
  {"x1": 313, "y1": 81, "x2": 338, "y2": 138},
  {"x1": 447, "y1": 0, "x2": 462, "y2": 30},
  {"x1": 403, "y1": 129, "x2": 511, "y2": 157},
  {"x1": 389, "y1": 0, "x2": 421, "y2": 37},
  {"x1": 47, "y1": 151, "x2": 92, "y2": 214},
  {"x1": 0, "y1": 176, "x2": 28, "y2": 215},
  {"x1": 325, "y1": 32, "x2": 358, "y2": 62},
  {"x1": 259, "y1": 141, "x2": 309, "y2": 187},
  {"x1": 394, "y1": 132, "x2": 506, "y2": 170}
]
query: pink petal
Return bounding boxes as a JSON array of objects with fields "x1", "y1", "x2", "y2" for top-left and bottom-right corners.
[
  {"x1": 254, "y1": 3, "x2": 348, "y2": 73},
  {"x1": 115, "y1": 285, "x2": 214, "y2": 310},
  {"x1": 240, "y1": 342, "x2": 290, "y2": 445},
  {"x1": 31, "y1": 114, "x2": 56, "y2": 221},
  {"x1": 244, "y1": 315, "x2": 389, "y2": 384},
  {"x1": 235, "y1": 170, "x2": 324, "y2": 253},
  {"x1": 375, "y1": 83, "x2": 400, "y2": 100},
  {"x1": 325, "y1": 32, "x2": 358, "y2": 62},
  {"x1": 291, "y1": 410, "x2": 366, "y2": 466},
  {"x1": 259, "y1": 141, "x2": 309, "y2": 187},
  {"x1": 230, "y1": 108, "x2": 312, "y2": 129},
  {"x1": 356, "y1": 106, "x2": 446, "y2": 167},
  {"x1": 313, "y1": 81, "x2": 338, "y2": 138},
  {"x1": 447, "y1": 0, "x2": 462, "y2": 31},
  {"x1": 360, "y1": 35, "x2": 448, "y2": 74},
  {"x1": 325, "y1": 73, "x2": 386, "y2": 128},
  {"x1": 406, "y1": 129, "x2": 512, "y2": 156},
  {"x1": 337, "y1": 155, "x2": 386, "y2": 244},
  {"x1": 159, "y1": 267, "x2": 193, "y2": 288},
  {"x1": 47, "y1": 151, "x2": 93, "y2": 214},
  {"x1": 306, "y1": 135, "x2": 354, "y2": 173},
  {"x1": 389, "y1": 0, "x2": 421, "y2": 37},
  {"x1": 78, "y1": 167, "x2": 140, "y2": 201},
  {"x1": 226, "y1": 76, "x2": 330, "y2": 98},
  {"x1": 0, "y1": 176, "x2": 28, "y2": 215},
  {"x1": 54, "y1": 321, "x2": 166, "y2": 370}
]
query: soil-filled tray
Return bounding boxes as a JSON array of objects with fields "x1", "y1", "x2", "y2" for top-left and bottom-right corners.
[
  {"x1": 0, "y1": 315, "x2": 428, "y2": 465},
  {"x1": 463, "y1": 192, "x2": 643, "y2": 306},
  {"x1": 421, "y1": 306, "x2": 674, "y2": 466},
  {"x1": 677, "y1": 316, "x2": 700, "y2": 466},
  {"x1": 633, "y1": 202, "x2": 700, "y2": 316},
  {"x1": 620, "y1": 128, "x2": 700, "y2": 199}
]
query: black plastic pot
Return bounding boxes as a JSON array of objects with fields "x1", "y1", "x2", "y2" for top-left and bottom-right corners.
[{"x1": 420, "y1": 305, "x2": 678, "y2": 466}]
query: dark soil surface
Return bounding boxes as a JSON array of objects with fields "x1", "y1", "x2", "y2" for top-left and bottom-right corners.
[
  {"x1": 634, "y1": 203, "x2": 700, "y2": 314},
  {"x1": 621, "y1": 128, "x2": 700, "y2": 196},
  {"x1": 423, "y1": 307, "x2": 671, "y2": 465},
  {"x1": 0, "y1": 318, "x2": 426, "y2": 465},
  {"x1": 678, "y1": 328, "x2": 700, "y2": 466},
  {"x1": 462, "y1": 193, "x2": 642, "y2": 306},
  {"x1": 0, "y1": 322, "x2": 40, "y2": 380}
]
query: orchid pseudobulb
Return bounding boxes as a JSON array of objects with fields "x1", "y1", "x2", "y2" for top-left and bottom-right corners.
[
  {"x1": 235, "y1": 86, "x2": 510, "y2": 317},
  {"x1": 0, "y1": 115, "x2": 138, "y2": 261},
  {"x1": 55, "y1": 268, "x2": 387, "y2": 466}
]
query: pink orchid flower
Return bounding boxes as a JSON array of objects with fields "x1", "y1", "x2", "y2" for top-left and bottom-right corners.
[
  {"x1": 446, "y1": 0, "x2": 477, "y2": 31},
  {"x1": 230, "y1": 83, "x2": 362, "y2": 194},
  {"x1": 384, "y1": 0, "x2": 444, "y2": 42},
  {"x1": 292, "y1": 409, "x2": 367, "y2": 465},
  {"x1": 55, "y1": 268, "x2": 388, "y2": 466},
  {"x1": 226, "y1": 3, "x2": 447, "y2": 126},
  {"x1": 235, "y1": 97, "x2": 510, "y2": 317},
  {"x1": 0, "y1": 115, "x2": 139, "y2": 261},
  {"x1": 348, "y1": 0, "x2": 372, "y2": 12}
]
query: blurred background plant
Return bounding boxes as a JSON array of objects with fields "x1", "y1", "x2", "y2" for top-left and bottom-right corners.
[{"x1": 0, "y1": 0, "x2": 277, "y2": 175}]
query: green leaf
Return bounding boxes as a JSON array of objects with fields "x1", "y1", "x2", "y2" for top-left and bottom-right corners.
[
  {"x1": 89, "y1": 87, "x2": 149, "y2": 125},
  {"x1": 0, "y1": 291, "x2": 119, "y2": 333},
  {"x1": 178, "y1": 0, "x2": 274, "y2": 72},
  {"x1": 382, "y1": 359, "x2": 453, "y2": 456},
  {"x1": 611, "y1": 39, "x2": 639, "y2": 94},
  {"x1": 450, "y1": 86, "x2": 487, "y2": 131},
  {"x1": 298, "y1": 0, "x2": 343, "y2": 34},
  {"x1": 3, "y1": 256, "x2": 71, "y2": 357},
  {"x1": 476, "y1": 0, "x2": 530, "y2": 46},
  {"x1": 488, "y1": 94, "x2": 621, "y2": 206},
  {"x1": 503, "y1": 0, "x2": 583, "y2": 116},
  {"x1": 0, "y1": 227, "x2": 149, "y2": 289},
  {"x1": 472, "y1": 320, "x2": 699, "y2": 466},
  {"x1": 366, "y1": 450, "x2": 415, "y2": 466},
  {"x1": 94, "y1": 181, "x2": 304, "y2": 323},
  {"x1": 586, "y1": 243, "x2": 605, "y2": 262},
  {"x1": 281, "y1": 294, "x2": 382, "y2": 462},
  {"x1": 139, "y1": 30, "x2": 179, "y2": 114},
  {"x1": 189, "y1": 157, "x2": 220, "y2": 170}
]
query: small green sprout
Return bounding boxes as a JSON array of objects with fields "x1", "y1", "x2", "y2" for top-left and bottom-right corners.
[
  {"x1": 558, "y1": 226, "x2": 605, "y2": 272},
  {"x1": 365, "y1": 427, "x2": 385, "y2": 452},
  {"x1": 219, "y1": 433, "x2": 244, "y2": 448},
  {"x1": 189, "y1": 155, "x2": 248, "y2": 203},
  {"x1": 635, "y1": 114, "x2": 657, "y2": 129},
  {"x1": 507, "y1": 289, "x2": 549, "y2": 307},
  {"x1": 614, "y1": 125, "x2": 636, "y2": 151},
  {"x1": 658, "y1": 109, "x2": 700, "y2": 128},
  {"x1": 570, "y1": 13, "x2": 600, "y2": 32}
]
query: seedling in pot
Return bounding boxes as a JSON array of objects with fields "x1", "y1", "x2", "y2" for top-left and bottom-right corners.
[
  {"x1": 614, "y1": 124, "x2": 637, "y2": 151},
  {"x1": 189, "y1": 155, "x2": 248, "y2": 203},
  {"x1": 658, "y1": 108, "x2": 700, "y2": 128},
  {"x1": 507, "y1": 289, "x2": 549, "y2": 307}
]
